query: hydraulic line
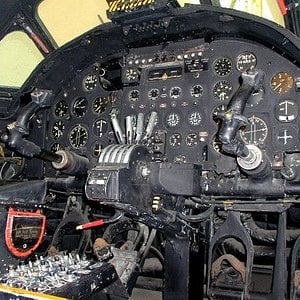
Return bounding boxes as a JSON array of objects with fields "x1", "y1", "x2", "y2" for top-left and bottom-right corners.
[
  {"x1": 242, "y1": 213, "x2": 300, "y2": 243},
  {"x1": 177, "y1": 204, "x2": 215, "y2": 223}
]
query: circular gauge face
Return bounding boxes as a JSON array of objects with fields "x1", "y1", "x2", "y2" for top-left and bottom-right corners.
[
  {"x1": 271, "y1": 72, "x2": 294, "y2": 95},
  {"x1": 190, "y1": 85, "x2": 203, "y2": 98},
  {"x1": 83, "y1": 74, "x2": 98, "y2": 92},
  {"x1": 148, "y1": 88, "x2": 160, "y2": 100},
  {"x1": 213, "y1": 57, "x2": 232, "y2": 76},
  {"x1": 240, "y1": 116, "x2": 268, "y2": 145},
  {"x1": 188, "y1": 111, "x2": 202, "y2": 126},
  {"x1": 55, "y1": 100, "x2": 68, "y2": 118},
  {"x1": 169, "y1": 133, "x2": 182, "y2": 147},
  {"x1": 72, "y1": 97, "x2": 88, "y2": 117},
  {"x1": 186, "y1": 133, "x2": 198, "y2": 147},
  {"x1": 276, "y1": 127, "x2": 297, "y2": 148},
  {"x1": 69, "y1": 125, "x2": 89, "y2": 149},
  {"x1": 170, "y1": 87, "x2": 182, "y2": 99},
  {"x1": 93, "y1": 96, "x2": 108, "y2": 114},
  {"x1": 52, "y1": 121, "x2": 65, "y2": 139},
  {"x1": 213, "y1": 80, "x2": 233, "y2": 101},
  {"x1": 125, "y1": 68, "x2": 139, "y2": 81},
  {"x1": 247, "y1": 88, "x2": 264, "y2": 107},
  {"x1": 93, "y1": 119, "x2": 108, "y2": 137},
  {"x1": 212, "y1": 104, "x2": 226, "y2": 122},
  {"x1": 166, "y1": 112, "x2": 181, "y2": 128},
  {"x1": 92, "y1": 143, "x2": 103, "y2": 156},
  {"x1": 128, "y1": 90, "x2": 140, "y2": 102},
  {"x1": 51, "y1": 143, "x2": 61, "y2": 153},
  {"x1": 275, "y1": 99, "x2": 298, "y2": 122},
  {"x1": 236, "y1": 52, "x2": 257, "y2": 72}
]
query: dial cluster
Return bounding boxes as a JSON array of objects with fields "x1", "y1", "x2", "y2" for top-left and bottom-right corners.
[{"x1": 46, "y1": 37, "x2": 300, "y2": 172}]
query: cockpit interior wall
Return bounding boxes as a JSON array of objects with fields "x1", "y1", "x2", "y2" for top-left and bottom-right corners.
[{"x1": 1, "y1": 0, "x2": 300, "y2": 299}]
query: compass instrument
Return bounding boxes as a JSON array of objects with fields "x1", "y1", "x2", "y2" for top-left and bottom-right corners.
[{"x1": 240, "y1": 115, "x2": 268, "y2": 145}]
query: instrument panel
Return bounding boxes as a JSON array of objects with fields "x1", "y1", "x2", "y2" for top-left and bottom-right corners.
[{"x1": 45, "y1": 37, "x2": 300, "y2": 174}]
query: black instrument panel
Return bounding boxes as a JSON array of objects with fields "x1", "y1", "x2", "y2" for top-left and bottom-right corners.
[{"x1": 45, "y1": 37, "x2": 300, "y2": 174}]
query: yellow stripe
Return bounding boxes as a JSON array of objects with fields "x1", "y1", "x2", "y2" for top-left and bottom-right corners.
[{"x1": 0, "y1": 285, "x2": 68, "y2": 300}]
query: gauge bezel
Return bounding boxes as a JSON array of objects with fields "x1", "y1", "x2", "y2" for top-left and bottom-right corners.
[
  {"x1": 54, "y1": 100, "x2": 69, "y2": 118},
  {"x1": 51, "y1": 120, "x2": 65, "y2": 140},
  {"x1": 68, "y1": 124, "x2": 89, "y2": 149},
  {"x1": 72, "y1": 97, "x2": 88, "y2": 118},
  {"x1": 213, "y1": 57, "x2": 232, "y2": 77},
  {"x1": 240, "y1": 115, "x2": 268, "y2": 145},
  {"x1": 236, "y1": 52, "x2": 257, "y2": 72},
  {"x1": 82, "y1": 74, "x2": 98, "y2": 92},
  {"x1": 93, "y1": 96, "x2": 108, "y2": 114},
  {"x1": 271, "y1": 72, "x2": 294, "y2": 95},
  {"x1": 92, "y1": 119, "x2": 108, "y2": 137},
  {"x1": 213, "y1": 80, "x2": 233, "y2": 101}
]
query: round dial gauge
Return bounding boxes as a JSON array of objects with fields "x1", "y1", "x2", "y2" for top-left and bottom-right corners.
[
  {"x1": 93, "y1": 96, "x2": 108, "y2": 114},
  {"x1": 51, "y1": 143, "x2": 61, "y2": 153},
  {"x1": 128, "y1": 90, "x2": 140, "y2": 102},
  {"x1": 247, "y1": 88, "x2": 264, "y2": 107},
  {"x1": 148, "y1": 88, "x2": 160, "y2": 100},
  {"x1": 170, "y1": 87, "x2": 182, "y2": 99},
  {"x1": 240, "y1": 116, "x2": 268, "y2": 145},
  {"x1": 213, "y1": 80, "x2": 233, "y2": 101},
  {"x1": 93, "y1": 119, "x2": 108, "y2": 137},
  {"x1": 276, "y1": 127, "x2": 297, "y2": 148},
  {"x1": 72, "y1": 97, "x2": 88, "y2": 117},
  {"x1": 83, "y1": 74, "x2": 98, "y2": 92},
  {"x1": 186, "y1": 133, "x2": 198, "y2": 147},
  {"x1": 69, "y1": 125, "x2": 89, "y2": 149},
  {"x1": 236, "y1": 52, "x2": 257, "y2": 72},
  {"x1": 55, "y1": 100, "x2": 68, "y2": 118},
  {"x1": 125, "y1": 68, "x2": 139, "y2": 81},
  {"x1": 166, "y1": 112, "x2": 181, "y2": 128},
  {"x1": 213, "y1": 57, "x2": 232, "y2": 76},
  {"x1": 52, "y1": 121, "x2": 65, "y2": 139},
  {"x1": 188, "y1": 111, "x2": 202, "y2": 126},
  {"x1": 212, "y1": 104, "x2": 226, "y2": 122},
  {"x1": 271, "y1": 72, "x2": 294, "y2": 95},
  {"x1": 190, "y1": 85, "x2": 203, "y2": 98},
  {"x1": 275, "y1": 100, "x2": 298, "y2": 122},
  {"x1": 92, "y1": 143, "x2": 103, "y2": 156},
  {"x1": 169, "y1": 133, "x2": 182, "y2": 147}
]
